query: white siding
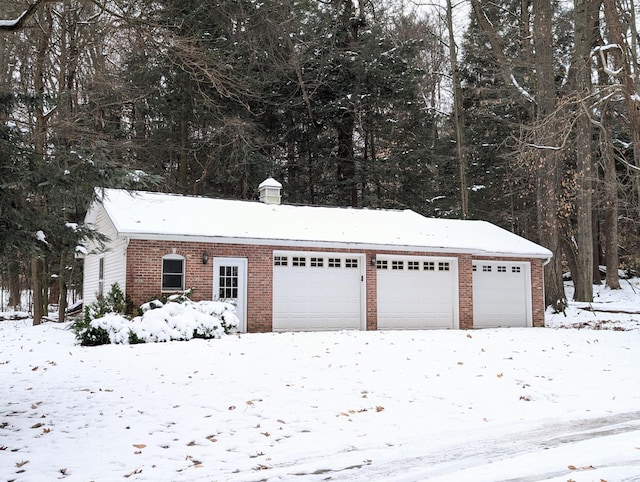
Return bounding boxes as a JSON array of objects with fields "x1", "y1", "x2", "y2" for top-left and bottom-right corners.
[{"x1": 82, "y1": 206, "x2": 127, "y2": 306}]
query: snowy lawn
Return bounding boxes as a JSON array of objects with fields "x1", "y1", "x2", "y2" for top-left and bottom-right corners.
[{"x1": 1, "y1": 280, "x2": 640, "y2": 481}]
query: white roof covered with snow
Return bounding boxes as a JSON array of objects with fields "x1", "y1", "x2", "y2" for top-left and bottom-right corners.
[{"x1": 88, "y1": 189, "x2": 552, "y2": 258}]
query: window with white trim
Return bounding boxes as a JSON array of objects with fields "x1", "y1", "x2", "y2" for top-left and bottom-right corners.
[
  {"x1": 292, "y1": 256, "x2": 306, "y2": 267},
  {"x1": 512, "y1": 266, "x2": 521, "y2": 273},
  {"x1": 424, "y1": 261, "x2": 435, "y2": 271},
  {"x1": 392, "y1": 260, "x2": 404, "y2": 270},
  {"x1": 345, "y1": 258, "x2": 358, "y2": 268},
  {"x1": 497, "y1": 265, "x2": 507, "y2": 273},
  {"x1": 328, "y1": 258, "x2": 341, "y2": 268},
  {"x1": 274, "y1": 256, "x2": 288, "y2": 266},
  {"x1": 472, "y1": 264, "x2": 477, "y2": 272},
  {"x1": 162, "y1": 255, "x2": 185, "y2": 291},
  {"x1": 376, "y1": 260, "x2": 388, "y2": 270},
  {"x1": 482, "y1": 265, "x2": 492, "y2": 272},
  {"x1": 438, "y1": 262, "x2": 450, "y2": 271},
  {"x1": 408, "y1": 261, "x2": 419, "y2": 271}
]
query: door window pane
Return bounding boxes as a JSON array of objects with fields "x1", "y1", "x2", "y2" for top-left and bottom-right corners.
[{"x1": 219, "y1": 265, "x2": 239, "y2": 299}]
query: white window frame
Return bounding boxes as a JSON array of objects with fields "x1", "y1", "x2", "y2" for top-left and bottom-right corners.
[{"x1": 162, "y1": 254, "x2": 185, "y2": 292}]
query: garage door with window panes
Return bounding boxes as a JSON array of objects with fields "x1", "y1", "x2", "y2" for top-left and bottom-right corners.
[
  {"x1": 376, "y1": 255, "x2": 458, "y2": 329},
  {"x1": 472, "y1": 261, "x2": 531, "y2": 327},
  {"x1": 272, "y1": 252, "x2": 364, "y2": 331}
]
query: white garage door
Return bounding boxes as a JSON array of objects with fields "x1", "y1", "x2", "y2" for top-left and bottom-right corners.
[
  {"x1": 272, "y1": 251, "x2": 364, "y2": 331},
  {"x1": 377, "y1": 256, "x2": 458, "y2": 329},
  {"x1": 472, "y1": 261, "x2": 531, "y2": 328}
]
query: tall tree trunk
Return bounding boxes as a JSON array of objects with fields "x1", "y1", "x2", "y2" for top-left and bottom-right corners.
[
  {"x1": 601, "y1": 106, "x2": 621, "y2": 289},
  {"x1": 58, "y1": 256, "x2": 68, "y2": 323},
  {"x1": 602, "y1": 0, "x2": 640, "y2": 217},
  {"x1": 571, "y1": 0, "x2": 598, "y2": 302},
  {"x1": 446, "y1": 0, "x2": 468, "y2": 219},
  {"x1": 7, "y1": 260, "x2": 21, "y2": 309},
  {"x1": 336, "y1": 112, "x2": 357, "y2": 206},
  {"x1": 31, "y1": 258, "x2": 44, "y2": 324},
  {"x1": 533, "y1": 0, "x2": 566, "y2": 310},
  {"x1": 31, "y1": 7, "x2": 53, "y2": 325},
  {"x1": 334, "y1": 0, "x2": 362, "y2": 207},
  {"x1": 179, "y1": 115, "x2": 189, "y2": 192}
]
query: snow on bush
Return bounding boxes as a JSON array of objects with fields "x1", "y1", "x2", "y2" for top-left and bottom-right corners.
[{"x1": 89, "y1": 299, "x2": 239, "y2": 344}]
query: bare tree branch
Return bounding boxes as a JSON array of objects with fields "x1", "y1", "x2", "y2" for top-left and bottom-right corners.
[{"x1": 0, "y1": 0, "x2": 60, "y2": 31}]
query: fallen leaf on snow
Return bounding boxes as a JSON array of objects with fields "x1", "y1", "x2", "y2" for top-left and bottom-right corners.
[
  {"x1": 132, "y1": 444, "x2": 146, "y2": 449},
  {"x1": 16, "y1": 460, "x2": 29, "y2": 468},
  {"x1": 124, "y1": 468, "x2": 142, "y2": 478},
  {"x1": 376, "y1": 406, "x2": 385, "y2": 412}
]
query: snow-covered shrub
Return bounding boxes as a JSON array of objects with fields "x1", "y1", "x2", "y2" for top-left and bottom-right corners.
[
  {"x1": 73, "y1": 289, "x2": 239, "y2": 346},
  {"x1": 72, "y1": 283, "x2": 126, "y2": 346}
]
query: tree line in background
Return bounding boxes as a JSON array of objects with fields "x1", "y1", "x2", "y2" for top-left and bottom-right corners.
[{"x1": 0, "y1": 0, "x2": 638, "y2": 323}]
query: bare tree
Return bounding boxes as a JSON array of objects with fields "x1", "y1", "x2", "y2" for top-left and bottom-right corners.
[{"x1": 0, "y1": 0, "x2": 60, "y2": 31}]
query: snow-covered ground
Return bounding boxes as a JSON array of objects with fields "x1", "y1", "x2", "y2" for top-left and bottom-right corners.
[{"x1": 1, "y1": 280, "x2": 639, "y2": 481}]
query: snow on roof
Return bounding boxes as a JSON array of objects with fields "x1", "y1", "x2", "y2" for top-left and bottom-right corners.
[
  {"x1": 258, "y1": 177, "x2": 282, "y2": 189},
  {"x1": 92, "y1": 189, "x2": 552, "y2": 258}
]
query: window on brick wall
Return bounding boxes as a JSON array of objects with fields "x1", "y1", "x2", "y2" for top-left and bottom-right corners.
[{"x1": 162, "y1": 254, "x2": 185, "y2": 291}]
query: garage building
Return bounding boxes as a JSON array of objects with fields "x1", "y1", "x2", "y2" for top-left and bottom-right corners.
[{"x1": 82, "y1": 179, "x2": 551, "y2": 331}]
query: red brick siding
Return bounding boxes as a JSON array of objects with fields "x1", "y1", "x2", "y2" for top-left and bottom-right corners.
[
  {"x1": 125, "y1": 239, "x2": 545, "y2": 332},
  {"x1": 457, "y1": 255, "x2": 474, "y2": 329},
  {"x1": 365, "y1": 252, "x2": 378, "y2": 330}
]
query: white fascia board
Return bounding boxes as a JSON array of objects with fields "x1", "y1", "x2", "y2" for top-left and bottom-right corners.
[{"x1": 119, "y1": 232, "x2": 553, "y2": 259}]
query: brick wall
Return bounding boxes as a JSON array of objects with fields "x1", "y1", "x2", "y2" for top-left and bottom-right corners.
[
  {"x1": 458, "y1": 255, "x2": 474, "y2": 329},
  {"x1": 125, "y1": 239, "x2": 546, "y2": 332}
]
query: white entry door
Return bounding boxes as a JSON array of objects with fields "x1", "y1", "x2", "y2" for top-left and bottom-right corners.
[{"x1": 213, "y1": 257, "x2": 248, "y2": 332}]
